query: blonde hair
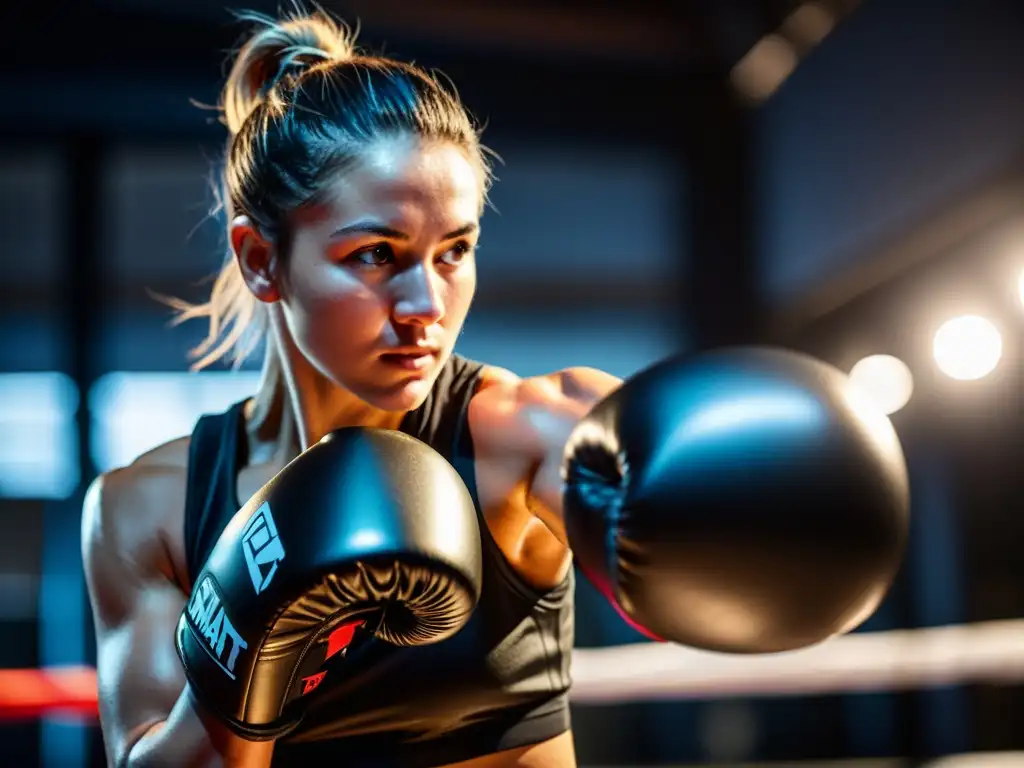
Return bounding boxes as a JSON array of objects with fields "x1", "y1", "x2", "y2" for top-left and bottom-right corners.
[{"x1": 167, "y1": 5, "x2": 492, "y2": 371}]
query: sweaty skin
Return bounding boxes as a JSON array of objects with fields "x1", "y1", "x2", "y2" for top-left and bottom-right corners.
[
  {"x1": 82, "y1": 368, "x2": 618, "y2": 768},
  {"x1": 82, "y1": 135, "x2": 624, "y2": 767}
]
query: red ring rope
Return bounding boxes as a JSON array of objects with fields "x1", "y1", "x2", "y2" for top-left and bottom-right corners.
[
  {"x1": 0, "y1": 667, "x2": 99, "y2": 720},
  {"x1": 4, "y1": 620, "x2": 1024, "y2": 720}
]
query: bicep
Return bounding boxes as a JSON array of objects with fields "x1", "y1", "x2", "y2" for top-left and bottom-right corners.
[
  {"x1": 528, "y1": 455, "x2": 571, "y2": 544},
  {"x1": 82, "y1": 475, "x2": 187, "y2": 761}
]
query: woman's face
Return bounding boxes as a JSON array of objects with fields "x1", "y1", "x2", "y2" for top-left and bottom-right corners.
[{"x1": 276, "y1": 136, "x2": 482, "y2": 411}]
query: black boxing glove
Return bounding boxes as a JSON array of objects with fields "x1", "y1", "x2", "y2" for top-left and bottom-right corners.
[
  {"x1": 562, "y1": 346, "x2": 909, "y2": 654},
  {"x1": 175, "y1": 428, "x2": 482, "y2": 740}
]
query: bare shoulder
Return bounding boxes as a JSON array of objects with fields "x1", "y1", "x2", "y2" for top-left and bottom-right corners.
[
  {"x1": 476, "y1": 364, "x2": 622, "y2": 408},
  {"x1": 82, "y1": 436, "x2": 193, "y2": 595},
  {"x1": 469, "y1": 366, "x2": 623, "y2": 576},
  {"x1": 471, "y1": 365, "x2": 622, "y2": 458}
]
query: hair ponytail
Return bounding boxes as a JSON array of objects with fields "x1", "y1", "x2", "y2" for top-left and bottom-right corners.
[
  {"x1": 167, "y1": 8, "x2": 355, "y2": 371},
  {"x1": 221, "y1": 9, "x2": 355, "y2": 135}
]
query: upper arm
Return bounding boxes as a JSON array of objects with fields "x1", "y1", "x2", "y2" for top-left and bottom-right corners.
[
  {"x1": 82, "y1": 467, "x2": 189, "y2": 764},
  {"x1": 472, "y1": 366, "x2": 622, "y2": 543}
]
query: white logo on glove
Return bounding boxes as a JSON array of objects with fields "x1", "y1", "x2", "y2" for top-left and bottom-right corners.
[
  {"x1": 187, "y1": 575, "x2": 249, "y2": 679},
  {"x1": 241, "y1": 501, "x2": 286, "y2": 594}
]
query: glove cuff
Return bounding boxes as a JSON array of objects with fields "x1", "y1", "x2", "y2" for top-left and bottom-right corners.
[{"x1": 183, "y1": 684, "x2": 303, "y2": 742}]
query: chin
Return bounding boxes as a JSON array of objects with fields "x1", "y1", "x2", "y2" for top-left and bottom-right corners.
[{"x1": 364, "y1": 372, "x2": 437, "y2": 412}]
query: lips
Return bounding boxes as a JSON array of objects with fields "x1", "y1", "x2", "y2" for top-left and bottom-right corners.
[{"x1": 379, "y1": 350, "x2": 438, "y2": 371}]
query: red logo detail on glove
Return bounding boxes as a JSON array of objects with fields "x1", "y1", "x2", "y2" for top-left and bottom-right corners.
[
  {"x1": 299, "y1": 619, "x2": 368, "y2": 697},
  {"x1": 302, "y1": 672, "x2": 327, "y2": 695},
  {"x1": 326, "y1": 619, "x2": 366, "y2": 660}
]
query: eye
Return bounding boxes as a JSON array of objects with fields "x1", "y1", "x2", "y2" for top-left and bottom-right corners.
[
  {"x1": 349, "y1": 243, "x2": 396, "y2": 267},
  {"x1": 438, "y1": 240, "x2": 475, "y2": 266}
]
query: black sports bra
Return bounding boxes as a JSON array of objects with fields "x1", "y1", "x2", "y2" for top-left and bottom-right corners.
[{"x1": 182, "y1": 354, "x2": 575, "y2": 767}]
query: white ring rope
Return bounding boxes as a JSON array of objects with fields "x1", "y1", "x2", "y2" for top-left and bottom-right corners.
[{"x1": 569, "y1": 620, "x2": 1024, "y2": 704}]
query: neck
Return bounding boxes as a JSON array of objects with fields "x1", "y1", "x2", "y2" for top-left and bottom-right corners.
[{"x1": 246, "y1": 334, "x2": 406, "y2": 463}]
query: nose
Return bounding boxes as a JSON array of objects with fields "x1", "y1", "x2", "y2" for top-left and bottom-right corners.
[{"x1": 392, "y1": 262, "x2": 445, "y2": 326}]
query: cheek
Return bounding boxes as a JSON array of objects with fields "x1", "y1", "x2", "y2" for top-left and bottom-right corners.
[
  {"x1": 445, "y1": 265, "x2": 477, "y2": 322},
  {"x1": 283, "y1": 264, "x2": 387, "y2": 353}
]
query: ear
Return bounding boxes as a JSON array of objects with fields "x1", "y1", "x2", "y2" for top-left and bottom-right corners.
[{"x1": 230, "y1": 216, "x2": 280, "y2": 304}]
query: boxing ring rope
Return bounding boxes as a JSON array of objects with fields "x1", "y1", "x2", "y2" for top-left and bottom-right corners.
[
  {"x1": 570, "y1": 618, "x2": 1024, "y2": 704},
  {"x1": 3, "y1": 619, "x2": 1024, "y2": 722},
  {"x1": 0, "y1": 666, "x2": 99, "y2": 720}
]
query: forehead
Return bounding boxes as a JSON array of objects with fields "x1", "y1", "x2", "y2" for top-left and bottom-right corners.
[{"x1": 321, "y1": 137, "x2": 484, "y2": 224}]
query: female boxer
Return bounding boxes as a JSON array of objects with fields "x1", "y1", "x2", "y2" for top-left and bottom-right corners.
[{"x1": 82, "y1": 8, "x2": 907, "y2": 768}]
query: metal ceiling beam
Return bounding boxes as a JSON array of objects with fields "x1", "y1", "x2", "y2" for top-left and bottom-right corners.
[{"x1": 771, "y1": 152, "x2": 1024, "y2": 340}]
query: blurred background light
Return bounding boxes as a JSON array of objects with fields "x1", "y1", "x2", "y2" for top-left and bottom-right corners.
[
  {"x1": 932, "y1": 315, "x2": 1003, "y2": 381},
  {"x1": 849, "y1": 354, "x2": 914, "y2": 415},
  {"x1": 0, "y1": 373, "x2": 79, "y2": 499},
  {"x1": 88, "y1": 371, "x2": 261, "y2": 472}
]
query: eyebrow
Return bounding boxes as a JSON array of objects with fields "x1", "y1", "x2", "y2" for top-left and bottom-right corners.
[{"x1": 330, "y1": 222, "x2": 478, "y2": 241}]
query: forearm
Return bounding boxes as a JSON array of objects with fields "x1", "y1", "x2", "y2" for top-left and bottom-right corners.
[{"x1": 124, "y1": 686, "x2": 273, "y2": 768}]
